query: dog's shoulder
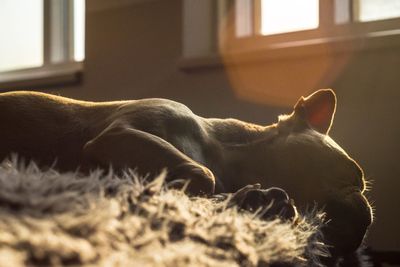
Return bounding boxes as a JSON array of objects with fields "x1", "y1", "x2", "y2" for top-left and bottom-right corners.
[
  {"x1": 118, "y1": 98, "x2": 194, "y2": 117},
  {"x1": 204, "y1": 118, "x2": 269, "y2": 144}
]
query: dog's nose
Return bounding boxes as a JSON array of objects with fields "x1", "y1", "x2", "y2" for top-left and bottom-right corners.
[
  {"x1": 323, "y1": 194, "x2": 372, "y2": 255},
  {"x1": 323, "y1": 214, "x2": 370, "y2": 255}
]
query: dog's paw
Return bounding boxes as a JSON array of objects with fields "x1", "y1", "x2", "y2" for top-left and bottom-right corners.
[
  {"x1": 229, "y1": 186, "x2": 298, "y2": 221},
  {"x1": 167, "y1": 162, "x2": 215, "y2": 196}
]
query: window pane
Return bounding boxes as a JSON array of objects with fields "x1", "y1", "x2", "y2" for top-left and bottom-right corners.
[
  {"x1": 0, "y1": 0, "x2": 43, "y2": 72},
  {"x1": 74, "y1": 0, "x2": 85, "y2": 61},
  {"x1": 235, "y1": 0, "x2": 253, "y2": 38},
  {"x1": 356, "y1": 0, "x2": 400, "y2": 22},
  {"x1": 335, "y1": 0, "x2": 351, "y2": 24},
  {"x1": 261, "y1": 0, "x2": 319, "y2": 35}
]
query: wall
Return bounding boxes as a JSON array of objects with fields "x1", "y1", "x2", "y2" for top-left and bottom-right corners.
[{"x1": 49, "y1": 0, "x2": 399, "y2": 250}]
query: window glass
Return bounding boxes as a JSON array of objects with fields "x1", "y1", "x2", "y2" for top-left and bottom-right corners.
[
  {"x1": 74, "y1": 0, "x2": 85, "y2": 62},
  {"x1": 335, "y1": 0, "x2": 351, "y2": 24},
  {"x1": 261, "y1": 0, "x2": 319, "y2": 35},
  {"x1": 0, "y1": 0, "x2": 43, "y2": 72},
  {"x1": 356, "y1": 0, "x2": 400, "y2": 22},
  {"x1": 235, "y1": 0, "x2": 253, "y2": 37}
]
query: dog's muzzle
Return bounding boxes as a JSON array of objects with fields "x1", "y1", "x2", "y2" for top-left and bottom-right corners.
[{"x1": 322, "y1": 191, "x2": 372, "y2": 255}]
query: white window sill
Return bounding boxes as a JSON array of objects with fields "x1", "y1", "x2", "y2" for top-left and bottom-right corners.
[
  {"x1": 0, "y1": 62, "x2": 83, "y2": 90},
  {"x1": 179, "y1": 28, "x2": 400, "y2": 70}
]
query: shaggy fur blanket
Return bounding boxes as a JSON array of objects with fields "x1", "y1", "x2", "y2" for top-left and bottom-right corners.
[{"x1": 0, "y1": 159, "x2": 331, "y2": 267}]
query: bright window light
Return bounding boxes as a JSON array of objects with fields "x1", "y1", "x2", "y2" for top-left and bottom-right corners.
[
  {"x1": 261, "y1": 0, "x2": 319, "y2": 35},
  {"x1": 74, "y1": 0, "x2": 85, "y2": 62},
  {"x1": 356, "y1": 0, "x2": 400, "y2": 22},
  {"x1": 0, "y1": 0, "x2": 84, "y2": 73},
  {"x1": 0, "y1": 0, "x2": 43, "y2": 72}
]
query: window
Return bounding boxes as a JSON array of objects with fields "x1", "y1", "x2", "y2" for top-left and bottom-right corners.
[
  {"x1": 181, "y1": 0, "x2": 400, "y2": 65},
  {"x1": 355, "y1": 0, "x2": 400, "y2": 22},
  {"x1": 221, "y1": 0, "x2": 400, "y2": 55},
  {"x1": 260, "y1": 0, "x2": 319, "y2": 36},
  {"x1": 0, "y1": 0, "x2": 85, "y2": 88},
  {"x1": 0, "y1": 0, "x2": 43, "y2": 72},
  {"x1": 73, "y1": 0, "x2": 85, "y2": 62}
]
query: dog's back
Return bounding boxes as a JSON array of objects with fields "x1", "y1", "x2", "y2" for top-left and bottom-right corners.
[{"x1": 0, "y1": 91, "x2": 117, "y2": 170}]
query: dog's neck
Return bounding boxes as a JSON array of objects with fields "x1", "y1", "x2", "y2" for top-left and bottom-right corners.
[{"x1": 212, "y1": 124, "x2": 279, "y2": 192}]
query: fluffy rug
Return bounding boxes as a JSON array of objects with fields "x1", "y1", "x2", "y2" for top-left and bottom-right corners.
[{"x1": 0, "y1": 158, "x2": 329, "y2": 267}]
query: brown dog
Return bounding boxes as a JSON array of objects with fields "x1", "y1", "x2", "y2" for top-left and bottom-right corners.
[{"x1": 0, "y1": 89, "x2": 372, "y2": 256}]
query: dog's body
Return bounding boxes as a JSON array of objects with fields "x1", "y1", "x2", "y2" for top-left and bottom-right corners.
[{"x1": 0, "y1": 89, "x2": 372, "y2": 257}]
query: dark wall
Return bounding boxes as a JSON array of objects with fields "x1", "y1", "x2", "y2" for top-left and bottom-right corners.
[
  {"x1": 50, "y1": 0, "x2": 399, "y2": 250},
  {"x1": 331, "y1": 48, "x2": 400, "y2": 250}
]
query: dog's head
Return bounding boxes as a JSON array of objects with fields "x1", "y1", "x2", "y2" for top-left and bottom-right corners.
[{"x1": 265, "y1": 89, "x2": 373, "y2": 255}]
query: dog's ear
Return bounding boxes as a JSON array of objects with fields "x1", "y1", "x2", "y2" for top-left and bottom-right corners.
[{"x1": 294, "y1": 89, "x2": 337, "y2": 134}]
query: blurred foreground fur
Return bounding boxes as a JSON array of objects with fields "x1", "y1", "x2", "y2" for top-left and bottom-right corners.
[{"x1": 0, "y1": 158, "x2": 328, "y2": 267}]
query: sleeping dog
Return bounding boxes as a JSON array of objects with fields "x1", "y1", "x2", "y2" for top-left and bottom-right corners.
[{"x1": 0, "y1": 89, "x2": 372, "y2": 257}]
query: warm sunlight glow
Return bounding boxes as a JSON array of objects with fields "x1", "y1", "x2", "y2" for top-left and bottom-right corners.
[
  {"x1": 261, "y1": 0, "x2": 319, "y2": 35},
  {"x1": 0, "y1": 0, "x2": 43, "y2": 72}
]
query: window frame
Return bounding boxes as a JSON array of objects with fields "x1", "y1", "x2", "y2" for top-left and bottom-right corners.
[
  {"x1": 0, "y1": 0, "x2": 84, "y2": 89},
  {"x1": 181, "y1": 0, "x2": 400, "y2": 69}
]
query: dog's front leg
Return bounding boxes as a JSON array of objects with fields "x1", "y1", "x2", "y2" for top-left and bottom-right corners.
[{"x1": 82, "y1": 122, "x2": 215, "y2": 195}]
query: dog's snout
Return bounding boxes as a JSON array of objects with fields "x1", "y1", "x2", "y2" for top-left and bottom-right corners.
[{"x1": 323, "y1": 193, "x2": 372, "y2": 255}]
